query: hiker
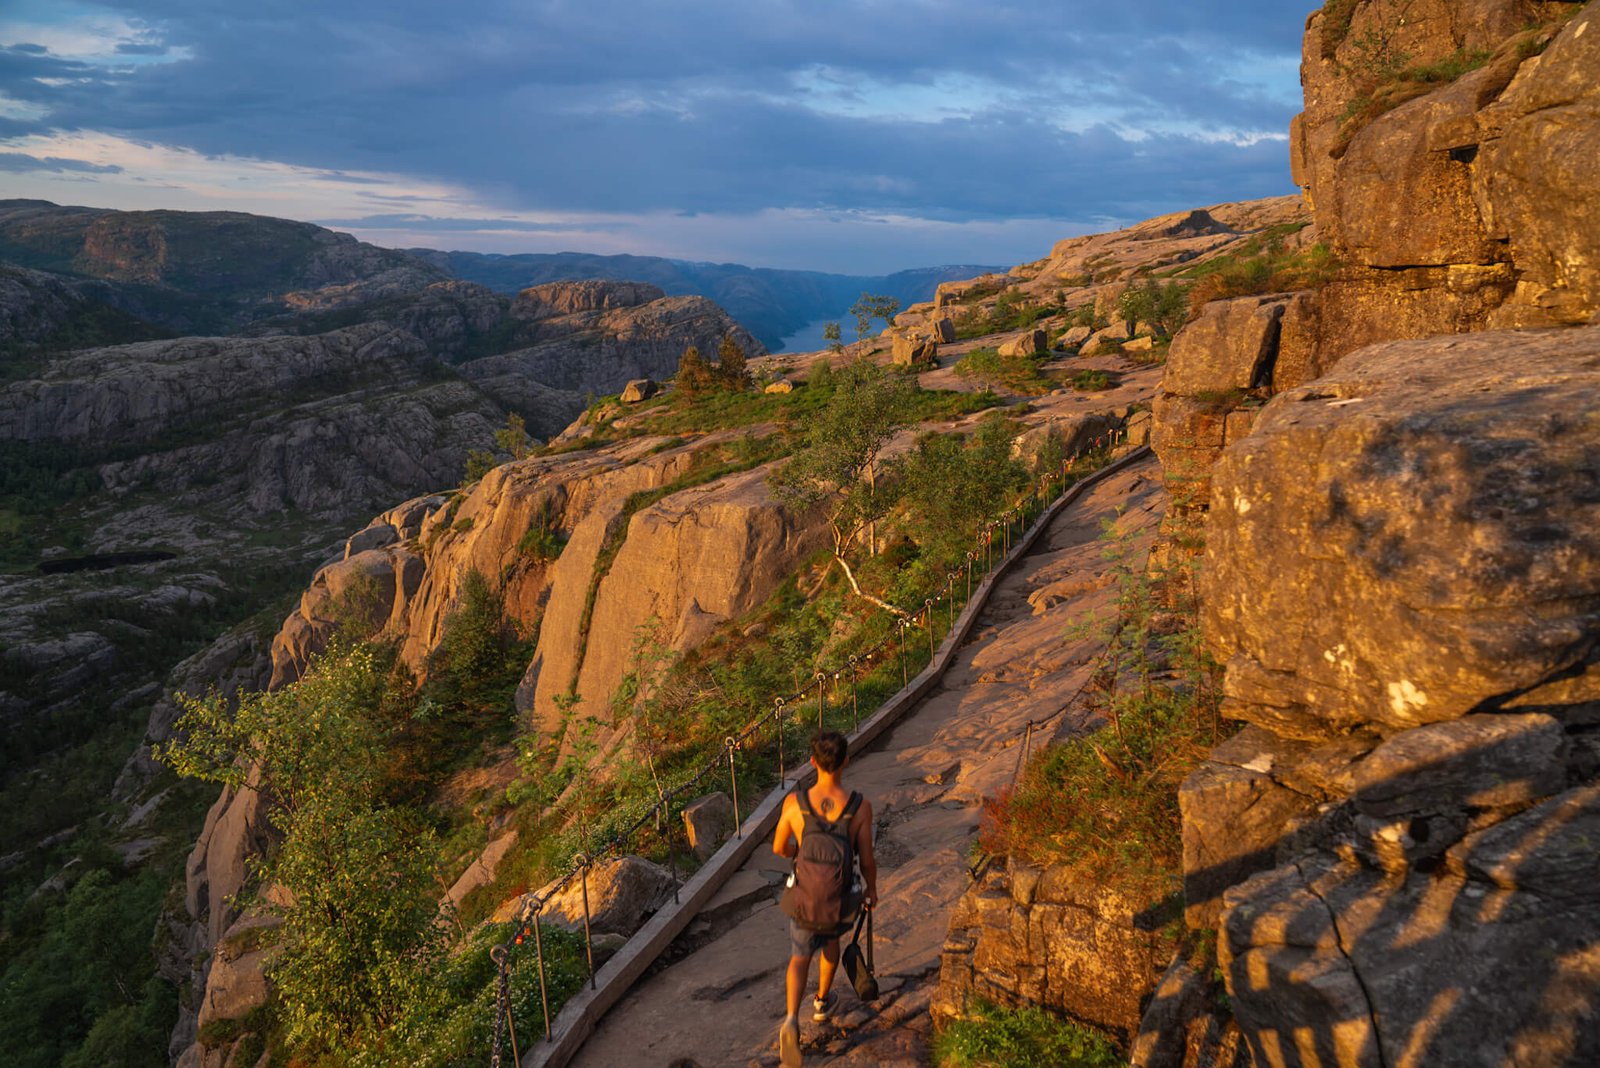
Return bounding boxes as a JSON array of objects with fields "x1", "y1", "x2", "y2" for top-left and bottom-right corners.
[{"x1": 771, "y1": 730, "x2": 878, "y2": 1067}]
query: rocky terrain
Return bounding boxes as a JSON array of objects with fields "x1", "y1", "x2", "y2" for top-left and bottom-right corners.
[
  {"x1": 0, "y1": 206, "x2": 765, "y2": 1063},
  {"x1": 1131, "y1": 4, "x2": 1600, "y2": 1066},
  {"x1": 161, "y1": 174, "x2": 1290, "y2": 1063},
  {"x1": 11, "y1": 3, "x2": 1600, "y2": 1066}
]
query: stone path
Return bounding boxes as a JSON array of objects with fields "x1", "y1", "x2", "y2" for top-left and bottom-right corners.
[{"x1": 567, "y1": 455, "x2": 1166, "y2": 1068}]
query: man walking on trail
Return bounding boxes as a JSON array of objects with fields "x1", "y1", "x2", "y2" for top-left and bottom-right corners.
[{"x1": 772, "y1": 730, "x2": 878, "y2": 1067}]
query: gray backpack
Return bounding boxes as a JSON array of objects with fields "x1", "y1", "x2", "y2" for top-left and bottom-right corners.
[{"x1": 781, "y1": 788, "x2": 862, "y2": 932}]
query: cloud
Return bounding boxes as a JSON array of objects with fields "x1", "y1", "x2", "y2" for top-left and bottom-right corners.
[
  {"x1": 0, "y1": 149, "x2": 120, "y2": 172},
  {"x1": 312, "y1": 213, "x2": 625, "y2": 234},
  {"x1": 0, "y1": 0, "x2": 1307, "y2": 269}
]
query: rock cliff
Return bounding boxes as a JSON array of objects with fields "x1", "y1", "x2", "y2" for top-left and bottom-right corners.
[{"x1": 1139, "y1": 4, "x2": 1600, "y2": 1066}]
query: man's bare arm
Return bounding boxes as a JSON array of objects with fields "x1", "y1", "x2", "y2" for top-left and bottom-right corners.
[{"x1": 773, "y1": 795, "x2": 799, "y2": 859}]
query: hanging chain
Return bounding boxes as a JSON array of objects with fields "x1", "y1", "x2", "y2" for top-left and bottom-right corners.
[{"x1": 489, "y1": 945, "x2": 511, "y2": 1068}]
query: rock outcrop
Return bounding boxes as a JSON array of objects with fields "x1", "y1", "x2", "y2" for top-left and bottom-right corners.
[
  {"x1": 1203, "y1": 326, "x2": 1600, "y2": 741},
  {"x1": 1290, "y1": 0, "x2": 1599, "y2": 344},
  {"x1": 933, "y1": 860, "x2": 1176, "y2": 1041},
  {"x1": 1173, "y1": 324, "x2": 1600, "y2": 1067}
]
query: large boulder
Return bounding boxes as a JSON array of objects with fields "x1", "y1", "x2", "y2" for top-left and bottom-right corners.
[
  {"x1": 933, "y1": 860, "x2": 1175, "y2": 1040},
  {"x1": 1162, "y1": 296, "x2": 1288, "y2": 395},
  {"x1": 998, "y1": 329, "x2": 1049, "y2": 358},
  {"x1": 892, "y1": 332, "x2": 938, "y2": 367},
  {"x1": 518, "y1": 855, "x2": 675, "y2": 937},
  {"x1": 683, "y1": 791, "x2": 734, "y2": 861},
  {"x1": 1202, "y1": 324, "x2": 1600, "y2": 741},
  {"x1": 620, "y1": 378, "x2": 658, "y2": 403}
]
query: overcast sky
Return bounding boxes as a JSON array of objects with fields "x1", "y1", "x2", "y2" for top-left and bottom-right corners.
[{"x1": 0, "y1": 1, "x2": 1307, "y2": 273}]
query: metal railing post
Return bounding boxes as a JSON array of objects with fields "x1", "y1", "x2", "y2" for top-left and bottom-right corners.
[
  {"x1": 848, "y1": 656, "x2": 859, "y2": 729},
  {"x1": 532, "y1": 904, "x2": 552, "y2": 1040},
  {"x1": 578, "y1": 855, "x2": 596, "y2": 989},
  {"x1": 725, "y1": 737, "x2": 742, "y2": 835},
  {"x1": 775, "y1": 698, "x2": 786, "y2": 786}
]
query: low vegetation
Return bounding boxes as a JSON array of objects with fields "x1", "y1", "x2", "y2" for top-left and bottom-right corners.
[
  {"x1": 933, "y1": 999, "x2": 1122, "y2": 1068},
  {"x1": 954, "y1": 289, "x2": 1060, "y2": 340},
  {"x1": 1165, "y1": 223, "x2": 1338, "y2": 311},
  {"x1": 954, "y1": 346, "x2": 1057, "y2": 395},
  {"x1": 980, "y1": 527, "x2": 1223, "y2": 902}
]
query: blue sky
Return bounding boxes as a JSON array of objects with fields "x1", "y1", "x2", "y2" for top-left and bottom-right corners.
[{"x1": 0, "y1": 1, "x2": 1307, "y2": 273}]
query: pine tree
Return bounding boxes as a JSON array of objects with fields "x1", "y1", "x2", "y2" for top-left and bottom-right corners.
[
  {"x1": 715, "y1": 334, "x2": 750, "y2": 390},
  {"x1": 676, "y1": 344, "x2": 713, "y2": 398}
]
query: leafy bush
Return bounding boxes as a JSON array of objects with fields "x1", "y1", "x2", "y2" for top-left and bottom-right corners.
[
  {"x1": 901, "y1": 414, "x2": 1030, "y2": 564},
  {"x1": 954, "y1": 289, "x2": 1060, "y2": 340},
  {"x1": 1175, "y1": 225, "x2": 1338, "y2": 311},
  {"x1": 1114, "y1": 280, "x2": 1189, "y2": 337},
  {"x1": 933, "y1": 1000, "x2": 1122, "y2": 1068},
  {"x1": 1071, "y1": 369, "x2": 1111, "y2": 392},
  {"x1": 954, "y1": 346, "x2": 1056, "y2": 395}
]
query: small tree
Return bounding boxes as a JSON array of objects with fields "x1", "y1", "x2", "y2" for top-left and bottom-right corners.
[
  {"x1": 676, "y1": 344, "x2": 714, "y2": 398},
  {"x1": 494, "y1": 411, "x2": 534, "y2": 460},
  {"x1": 1117, "y1": 280, "x2": 1189, "y2": 337},
  {"x1": 715, "y1": 334, "x2": 751, "y2": 390},
  {"x1": 157, "y1": 645, "x2": 447, "y2": 1056},
  {"x1": 770, "y1": 358, "x2": 916, "y2": 613},
  {"x1": 902, "y1": 414, "x2": 1029, "y2": 563},
  {"x1": 849, "y1": 293, "x2": 902, "y2": 341},
  {"x1": 462, "y1": 448, "x2": 495, "y2": 485},
  {"x1": 823, "y1": 321, "x2": 844, "y2": 354}
]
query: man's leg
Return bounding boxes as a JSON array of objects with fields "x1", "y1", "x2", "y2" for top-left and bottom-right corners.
[
  {"x1": 816, "y1": 938, "x2": 841, "y2": 1000},
  {"x1": 785, "y1": 952, "x2": 812, "y2": 1020},
  {"x1": 780, "y1": 949, "x2": 811, "y2": 1066}
]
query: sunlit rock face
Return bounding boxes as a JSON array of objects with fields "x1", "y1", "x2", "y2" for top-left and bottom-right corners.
[
  {"x1": 1189, "y1": 323, "x2": 1600, "y2": 1068},
  {"x1": 1292, "y1": 0, "x2": 1600, "y2": 338}
]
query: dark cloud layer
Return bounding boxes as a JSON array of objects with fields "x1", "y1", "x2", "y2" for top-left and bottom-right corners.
[
  {"x1": 3, "y1": 1, "x2": 1308, "y2": 262},
  {"x1": 0, "y1": 151, "x2": 121, "y2": 173}
]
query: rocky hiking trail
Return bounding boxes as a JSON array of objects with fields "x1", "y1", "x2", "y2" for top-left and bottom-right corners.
[{"x1": 563, "y1": 453, "x2": 1166, "y2": 1068}]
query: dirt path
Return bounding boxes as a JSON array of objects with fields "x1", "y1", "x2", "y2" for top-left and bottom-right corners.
[{"x1": 567, "y1": 455, "x2": 1166, "y2": 1068}]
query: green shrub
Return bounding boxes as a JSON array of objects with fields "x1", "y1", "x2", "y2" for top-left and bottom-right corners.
[
  {"x1": 1173, "y1": 225, "x2": 1338, "y2": 310},
  {"x1": 933, "y1": 1000, "x2": 1122, "y2": 1068},
  {"x1": 1070, "y1": 369, "x2": 1111, "y2": 392},
  {"x1": 955, "y1": 347, "x2": 1056, "y2": 395}
]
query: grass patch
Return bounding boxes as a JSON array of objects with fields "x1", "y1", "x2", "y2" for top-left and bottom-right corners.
[
  {"x1": 933, "y1": 1000, "x2": 1122, "y2": 1068},
  {"x1": 955, "y1": 347, "x2": 1056, "y2": 395},
  {"x1": 1164, "y1": 224, "x2": 1338, "y2": 311},
  {"x1": 953, "y1": 290, "x2": 1061, "y2": 341},
  {"x1": 1333, "y1": 47, "x2": 1492, "y2": 151},
  {"x1": 1070, "y1": 369, "x2": 1114, "y2": 393},
  {"x1": 1189, "y1": 387, "x2": 1253, "y2": 414}
]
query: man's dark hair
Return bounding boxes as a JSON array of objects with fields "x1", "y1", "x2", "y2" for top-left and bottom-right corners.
[{"x1": 811, "y1": 731, "x2": 848, "y2": 773}]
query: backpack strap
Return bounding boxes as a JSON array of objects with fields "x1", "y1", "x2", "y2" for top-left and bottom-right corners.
[{"x1": 841, "y1": 791, "x2": 862, "y2": 820}]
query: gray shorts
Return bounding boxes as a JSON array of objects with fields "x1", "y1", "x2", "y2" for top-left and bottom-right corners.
[{"x1": 789, "y1": 918, "x2": 848, "y2": 958}]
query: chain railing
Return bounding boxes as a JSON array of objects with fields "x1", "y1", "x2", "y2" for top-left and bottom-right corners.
[{"x1": 487, "y1": 428, "x2": 1134, "y2": 1065}]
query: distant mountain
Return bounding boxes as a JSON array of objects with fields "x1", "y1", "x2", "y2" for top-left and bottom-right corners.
[{"x1": 409, "y1": 249, "x2": 1005, "y2": 350}]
